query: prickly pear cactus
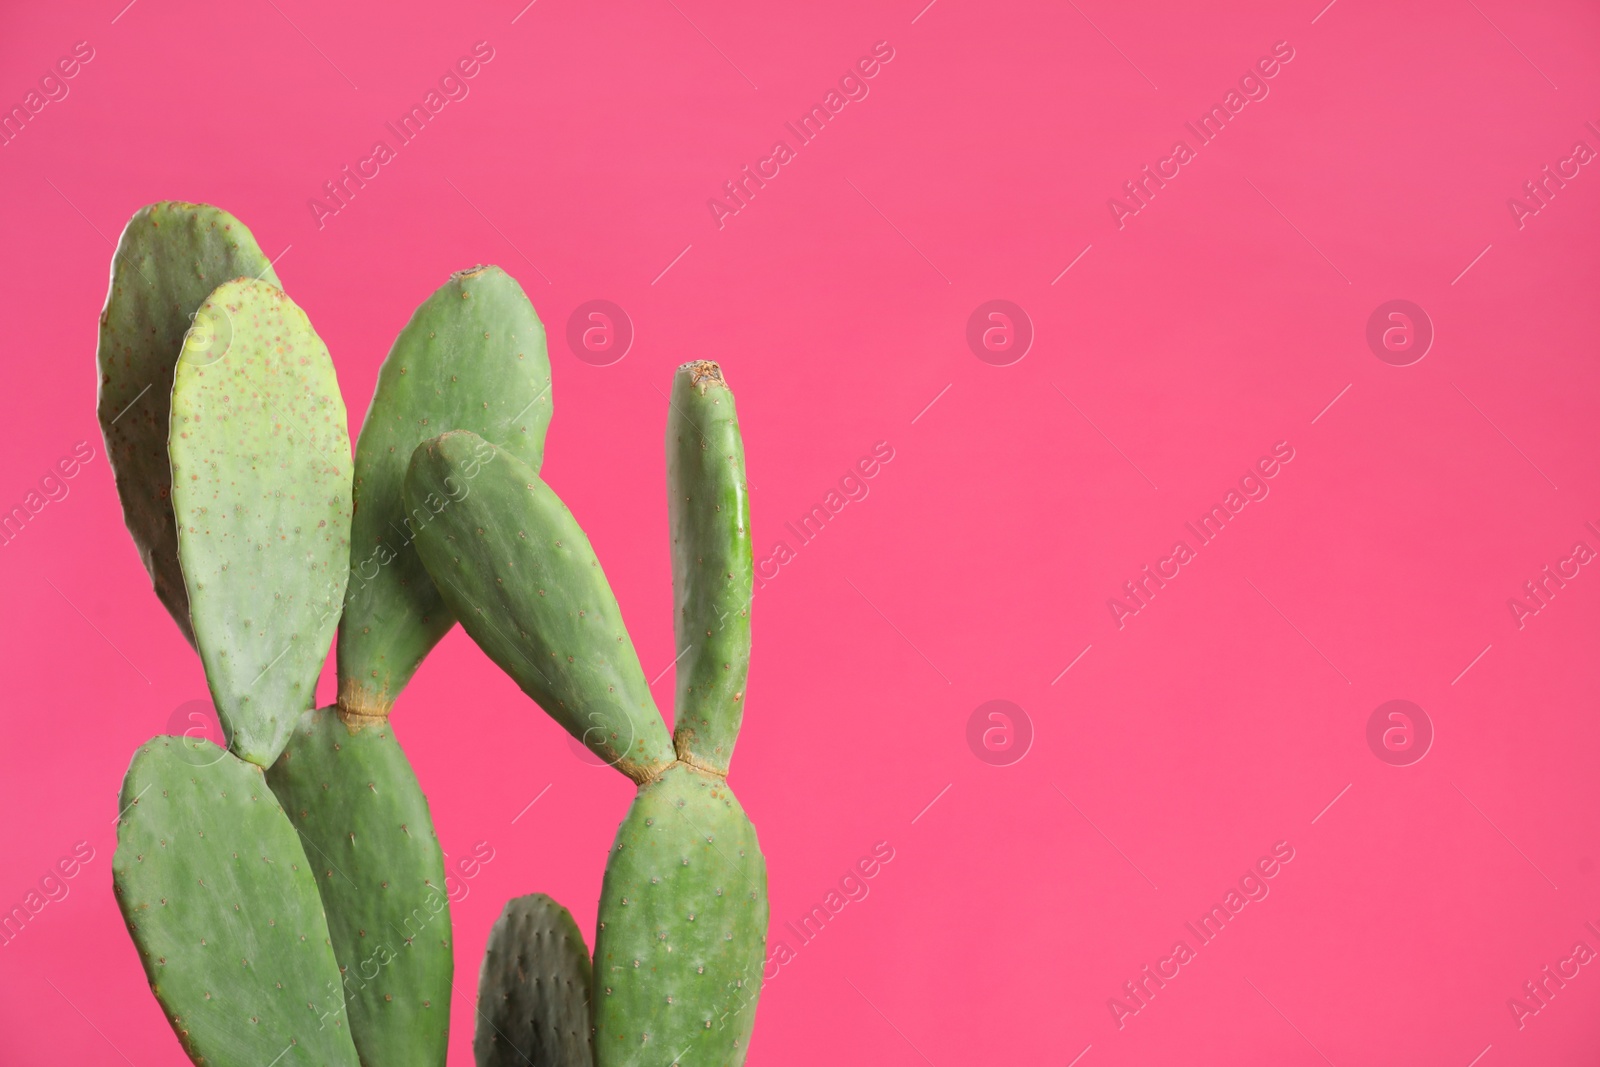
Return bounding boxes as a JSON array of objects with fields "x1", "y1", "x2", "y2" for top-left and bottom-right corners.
[
  {"x1": 593, "y1": 362, "x2": 764, "y2": 1065},
  {"x1": 339, "y1": 265, "x2": 552, "y2": 714},
  {"x1": 407, "y1": 361, "x2": 767, "y2": 1067},
  {"x1": 112, "y1": 737, "x2": 359, "y2": 1067},
  {"x1": 403, "y1": 431, "x2": 676, "y2": 782},
  {"x1": 169, "y1": 277, "x2": 352, "y2": 767},
  {"x1": 96, "y1": 202, "x2": 280, "y2": 646},
  {"x1": 267, "y1": 707, "x2": 452, "y2": 1067},
  {"x1": 97, "y1": 199, "x2": 772, "y2": 1067},
  {"x1": 474, "y1": 894, "x2": 594, "y2": 1067}
]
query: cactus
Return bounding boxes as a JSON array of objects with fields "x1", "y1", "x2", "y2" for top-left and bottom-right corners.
[
  {"x1": 169, "y1": 276, "x2": 353, "y2": 767},
  {"x1": 266, "y1": 266, "x2": 553, "y2": 1067},
  {"x1": 337, "y1": 265, "x2": 553, "y2": 714},
  {"x1": 265, "y1": 708, "x2": 453, "y2": 1067},
  {"x1": 597, "y1": 363, "x2": 763, "y2": 1062},
  {"x1": 405, "y1": 360, "x2": 766, "y2": 1067},
  {"x1": 474, "y1": 894, "x2": 595, "y2": 1067},
  {"x1": 666, "y1": 361, "x2": 754, "y2": 775},
  {"x1": 96, "y1": 201, "x2": 280, "y2": 646},
  {"x1": 112, "y1": 737, "x2": 359, "y2": 1067},
  {"x1": 591, "y1": 763, "x2": 766, "y2": 1062},
  {"x1": 102, "y1": 209, "x2": 359, "y2": 1067},
  {"x1": 403, "y1": 431, "x2": 675, "y2": 782},
  {"x1": 99, "y1": 201, "x2": 772, "y2": 1067}
]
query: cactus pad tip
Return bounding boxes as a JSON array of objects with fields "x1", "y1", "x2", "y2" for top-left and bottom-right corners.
[{"x1": 679, "y1": 360, "x2": 725, "y2": 388}]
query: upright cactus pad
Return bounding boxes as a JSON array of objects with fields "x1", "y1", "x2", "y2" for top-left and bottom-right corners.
[
  {"x1": 96, "y1": 202, "x2": 280, "y2": 646},
  {"x1": 403, "y1": 431, "x2": 675, "y2": 782},
  {"x1": 340, "y1": 266, "x2": 553, "y2": 713},
  {"x1": 474, "y1": 894, "x2": 595, "y2": 1067},
  {"x1": 666, "y1": 362, "x2": 753, "y2": 774},
  {"x1": 112, "y1": 737, "x2": 359, "y2": 1067},
  {"x1": 592, "y1": 764, "x2": 766, "y2": 1066},
  {"x1": 266, "y1": 707, "x2": 453, "y2": 1067},
  {"x1": 170, "y1": 277, "x2": 353, "y2": 767}
]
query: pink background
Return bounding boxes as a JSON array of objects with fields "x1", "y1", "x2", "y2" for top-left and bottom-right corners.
[{"x1": 2, "y1": 0, "x2": 1599, "y2": 1063}]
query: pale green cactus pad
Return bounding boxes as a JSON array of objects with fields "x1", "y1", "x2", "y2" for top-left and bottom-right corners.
[
  {"x1": 339, "y1": 265, "x2": 552, "y2": 714},
  {"x1": 96, "y1": 202, "x2": 280, "y2": 647},
  {"x1": 267, "y1": 706, "x2": 453, "y2": 1067},
  {"x1": 403, "y1": 431, "x2": 674, "y2": 782},
  {"x1": 169, "y1": 277, "x2": 352, "y2": 767},
  {"x1": 666, "y1": 362, "x2": 753, "y2": 775},
  {"x1": 474, "y1": 893, "x2": 594, "y2": 1067},
  {"x1": 592, "y1": 764, "x2": 766, "y2": 1066},
  {"x1": 112, "y1": 736, "x2": 359, "y2": 1067}
]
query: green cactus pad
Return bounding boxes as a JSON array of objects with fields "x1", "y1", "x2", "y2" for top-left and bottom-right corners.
[
  {"x1": 403, "y1": 431, "x2": 674, "y2": 782},
  {"x1": 592, "y1": 764, "x2": 767, "y2": 1066},
  {"x1": 169, "y1": 277, "x2": 353, "y2": 767},
  {"x1": 266, "y1": 706, "x2": 452, "y2": 1067},
  {"x1": 474, "y1": 893, "x2": 594, "y2": 1067},
  {"x1": 340, "y1": 266, "x2": 553, "y2": 714},
  {"x1": 666, "y1": 362, "x2": 753, "y2": 775},
  {"x1": 111, "y1": 736, "x2": 359, "y2": 1067},
  {"x1": 96, "y1": 202, "x2": 281, "y2": 647}
]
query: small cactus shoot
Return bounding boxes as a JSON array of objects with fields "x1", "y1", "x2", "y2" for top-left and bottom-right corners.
[{"x1": 474, "y1": 894, "x2": 595, "y2": 1067}]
